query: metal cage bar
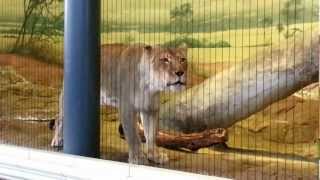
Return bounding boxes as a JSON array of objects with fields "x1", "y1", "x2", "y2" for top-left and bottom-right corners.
[{"x1": 63, "y1": 0, "x2": 101, "y2": 158}]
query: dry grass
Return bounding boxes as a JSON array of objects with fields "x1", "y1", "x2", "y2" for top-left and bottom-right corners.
[{"x1": 0, "y1": 54, "x2": 62, "y2": 88}]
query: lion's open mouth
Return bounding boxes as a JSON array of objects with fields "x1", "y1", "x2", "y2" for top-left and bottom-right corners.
[{"x1": 167, "y1": 81, "x2": 186, "y2": 86}]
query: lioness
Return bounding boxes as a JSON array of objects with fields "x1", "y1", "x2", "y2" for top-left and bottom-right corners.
[{"x1": 51, "y1": 44, "x2": 187, "y2": 164}]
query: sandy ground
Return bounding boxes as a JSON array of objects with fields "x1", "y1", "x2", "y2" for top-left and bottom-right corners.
[{"x1": 0, "y1": 54, "x2": 318, "y2": 179}]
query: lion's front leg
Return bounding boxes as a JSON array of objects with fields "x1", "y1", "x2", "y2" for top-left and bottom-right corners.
[
  {"x1": 120, "y1": 104, "x2": 146, "y2": 164},
  {"x1": 51, "y1": 116, "x2": 63, "y2": 147},
  {"x1": 51, "y1": 90, "x2": 64, "y2": 148},
  {"x1": 140, "y1": 112, "x2": 169, "y2": 164}
]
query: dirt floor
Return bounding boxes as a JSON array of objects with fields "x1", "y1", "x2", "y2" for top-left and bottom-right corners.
[{"x1": 0, "y1": 54, "x2": 318, "y2": 179}]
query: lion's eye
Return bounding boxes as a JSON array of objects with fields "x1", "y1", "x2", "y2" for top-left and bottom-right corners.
[
  {"x1": 161, "y1": 58, "x2": 170, "y2": 63},
  {"x1": 180, "y1": 58, "x2": 187, "y2": 63}
]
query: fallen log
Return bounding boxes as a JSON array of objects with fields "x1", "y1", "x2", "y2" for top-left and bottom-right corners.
[
  {"x1": 118, "y1": 124, "x2": 228, "y2": 151},
  {"x1": 159, "y1": 28, "x2": 319, "y2": 133}
]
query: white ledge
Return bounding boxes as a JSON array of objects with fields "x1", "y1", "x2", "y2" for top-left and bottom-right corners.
[{"x1": 0, "y1": 144, "x2": 231, "y2": 180}]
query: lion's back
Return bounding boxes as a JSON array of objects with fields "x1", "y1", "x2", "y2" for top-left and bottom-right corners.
[{"x1": 100, "y1": 44, "x2": 144, "y2": 106}]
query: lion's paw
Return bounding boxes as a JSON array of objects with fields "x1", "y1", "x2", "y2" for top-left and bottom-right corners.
[
  {"x1": 147, "y1": 151, "x2": 169, "y2": 164},
  {"x1": 51, "y1": 136, "x2": 63, "y2": 148},
  {"x1": 128, "y1": 153, "x2": 148, "y2": 165}
]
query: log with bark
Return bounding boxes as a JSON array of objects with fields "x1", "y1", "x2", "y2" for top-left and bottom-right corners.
[
  {"x1": 118, "y1": 124, "x2": 228, "y2": 151},
  {"x1": 159, "y1": 28, "x2": 319, "y2": 133}
]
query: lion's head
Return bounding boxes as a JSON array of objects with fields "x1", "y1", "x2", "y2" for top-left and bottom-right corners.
[{"x1": 141, "y1": 45, "x2": 188, "y2": 92}]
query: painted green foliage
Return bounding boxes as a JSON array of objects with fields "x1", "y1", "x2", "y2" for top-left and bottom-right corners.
[
  {"x1": 13, "y1": 0, "x2": 63, "y2": 52},
  {"x1": 170, "y1": 3, "x2": 193, "y2": 33}
]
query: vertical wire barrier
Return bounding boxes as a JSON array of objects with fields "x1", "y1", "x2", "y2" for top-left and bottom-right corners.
[{"x1": 0, "y1": 0, "x2": 319, "y2": 179}]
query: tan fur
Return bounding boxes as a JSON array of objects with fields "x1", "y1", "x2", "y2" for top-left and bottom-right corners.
[{"x1": 51, "y1": 44, "x2": 187, "y2": 164}]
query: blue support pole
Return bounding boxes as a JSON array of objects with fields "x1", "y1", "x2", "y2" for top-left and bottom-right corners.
[{"x1": 63, "y1": 0, "x2": 101, "y2": 157}]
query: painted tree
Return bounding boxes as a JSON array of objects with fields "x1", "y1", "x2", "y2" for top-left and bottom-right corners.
[
  {"x1": 170, "y1": 3, "x2": 193, "y2": 33},
  {"x1": 281, "y1": 0, "x2": 304, "y2": 23},
  {"x1": 12, "y1": 0, "x2": 63, "y2": 51}
]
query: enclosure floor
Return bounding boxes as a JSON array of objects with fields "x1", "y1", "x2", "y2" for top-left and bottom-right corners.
[{"x1": 0, "y1": 120, "x2": 317, "y2": 180}]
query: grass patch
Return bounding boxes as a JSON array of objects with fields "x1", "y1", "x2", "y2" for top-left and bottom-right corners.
[
  {"x1": 15, "y1": 42, "x2": 63, "y2": 65},
  {"x1": 162, "y1": 36, "x2": 231, "y2": 48},
  {"x1": 0, "y1": 28, "x2": 20, "y2": 35},
  {"x1": 0, "y1": 22, "x2": 318, "y2": 76},
  {"x1": 1, "y1": 0, "x2": 318, "y2": 33},
  {"x1": 101, "y1": 23, "x2": 317, "y2": 47},
  {"x1": 0, "y1": 36, "x2": 63, "y2": 65}
]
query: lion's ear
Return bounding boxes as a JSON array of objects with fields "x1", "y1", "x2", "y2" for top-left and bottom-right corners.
[
  {"x1": 144, "y1": 45, "x2": 152, "y2": 52},
  {"x1": 178, "y1": 43, "x2": 188, "y2": 54}
]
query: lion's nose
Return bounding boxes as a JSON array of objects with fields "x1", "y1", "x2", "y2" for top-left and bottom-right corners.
[{"x1": 175, "y1": 71, "x2": 184, "y2": 77}]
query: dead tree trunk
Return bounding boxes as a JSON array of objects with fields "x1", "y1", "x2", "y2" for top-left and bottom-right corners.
[
  {"x1": 159, "y1": 29, "x2": 319, "y2": 133},
  {"x1": 119, "y1": 124, "x2": 228, "y2": 151}
]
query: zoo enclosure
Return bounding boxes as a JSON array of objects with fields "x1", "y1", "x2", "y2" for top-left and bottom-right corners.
[{"x1": 0, "y1": 0, "x2": 319, "y2": 179}]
